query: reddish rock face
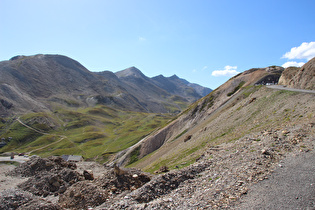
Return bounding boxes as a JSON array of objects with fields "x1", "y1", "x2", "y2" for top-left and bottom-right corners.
[{"x1": 279, "y1": 57, "x2": 315, "y2": 90}]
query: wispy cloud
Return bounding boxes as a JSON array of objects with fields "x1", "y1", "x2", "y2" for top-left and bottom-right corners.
[
  {"x1": 211, "y1": 65, "x2": 239, "y2": 77},
  {"x1": 138, "y1": 36, "x2": 146, "y2": 41},
  {"x1": 282, "y1": 41, "x2": 315, "y2": 61},
  {"x1": 192, "y1": 66, "x2": 208, "y2": 73},
  {"x1": 282, "y1": 61, "x2": 305, "y2": 68}
]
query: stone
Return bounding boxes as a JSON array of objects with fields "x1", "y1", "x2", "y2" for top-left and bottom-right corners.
[{"x1": 83, "y1": 170, "x2": 94, "y2": 180}]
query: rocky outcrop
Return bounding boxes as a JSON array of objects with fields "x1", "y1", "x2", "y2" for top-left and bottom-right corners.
[{"x1": 279, "y1": 57, "x2": 315, "y2": 90}]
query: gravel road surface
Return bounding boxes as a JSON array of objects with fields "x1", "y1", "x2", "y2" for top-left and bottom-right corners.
[{"x1": 235, "y1": 150, "x2": 315, "y2": 209}]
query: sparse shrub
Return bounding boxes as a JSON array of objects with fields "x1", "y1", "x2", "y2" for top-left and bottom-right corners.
[
  {"x1": 227, "y1": 81, "x2": 245, "y2": 96},
  {"x1": 172, "y1": 129, "x2": 188, "y2": 141},
  {"x1": 128, "y1": 146, "x2": 141, "y2": 165}
]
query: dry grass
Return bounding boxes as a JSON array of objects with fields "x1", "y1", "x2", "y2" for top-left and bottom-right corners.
[{"x1": 134, "y1": 87, "x2": 314, "y2": 172}]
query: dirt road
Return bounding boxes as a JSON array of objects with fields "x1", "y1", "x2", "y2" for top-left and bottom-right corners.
[{"x1": 0, "y1": 156, "x2": 29, "y2": 163}]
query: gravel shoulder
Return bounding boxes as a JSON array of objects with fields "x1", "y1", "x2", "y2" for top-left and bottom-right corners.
[
  {"x1": 0, "y1": 164, "x2": 28, "y2": 191},
  {"x1": 234, "y1": 150, "x2": 315, "y2": 209}
]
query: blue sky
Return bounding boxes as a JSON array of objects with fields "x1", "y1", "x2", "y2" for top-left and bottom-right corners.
[{"x1": 1, "y1": 0, "x2": 314, "y2": 89}]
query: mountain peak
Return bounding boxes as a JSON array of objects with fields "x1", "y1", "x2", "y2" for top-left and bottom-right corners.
[
  {"x1": 115, "y1": 66, "x2": 146, "y2": 78},
  {"x1": 170, "y1": 74, "x2": 179, "y2": 79}
]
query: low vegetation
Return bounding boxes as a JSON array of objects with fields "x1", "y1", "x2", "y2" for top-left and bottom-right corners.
[
  {"x1": 134, "y1": 86, "x2": 314, "y2": 172},
  {"x1": 227, "y1": 81, "x2": 245, "y2": 96},
  {"x1": 0, "y1": 106, "x2": 173, "y2": 163}
]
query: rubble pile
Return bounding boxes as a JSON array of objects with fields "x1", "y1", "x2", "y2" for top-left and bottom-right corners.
[
  {"x1": 0, "y1": 189, "x2": 61, "y2": 210},
  {"x1": 6, "y1": 156, "x2": 84, "y2": 197},
  {"x1": 131, "y1": 162, "x2": 211, "y2": 203},
  {"x1": 18, "y1": 168, "x2": 83, "y2": 197},
  {"x1": 59, "y1": 167, "x2": 151, "y2": 209},
  {"x1": 96, "y1": 167, "x2": 151, "y2": 194},
  {"x1": 8, "y1": 156, "x2": 77, "y2": 177},
  {"x1": 59, "y1": 181, "x2": 108, "y2": 209}
]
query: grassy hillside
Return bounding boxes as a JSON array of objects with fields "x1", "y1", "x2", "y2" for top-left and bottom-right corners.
[
  {"x1": 0, "y1": 106, "x2": 173, "y2": 162},
  {"x1": 129, "y1": 86, "x2": 314, "y2": 173}
]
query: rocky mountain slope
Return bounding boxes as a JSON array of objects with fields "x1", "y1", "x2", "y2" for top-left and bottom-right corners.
[
  {"x1": 279, "y1": 57, "x2": 315, "y2": 90},
  {"x1": 114, "y1": 65, "x2": 286, "y2": 167},
  {"x1": 1, "y1": 60, "x2": 314, "y2": 209},
  {"x1": 0, "y1": 54, "x2": 211, "y2": 117}
]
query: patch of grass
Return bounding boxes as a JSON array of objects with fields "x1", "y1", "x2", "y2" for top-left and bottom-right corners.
[
  {"x1": 0, "y1": 106, "x2": 173, "y2": 163},
  {"x1": 200, "y1": 94, "x2": 215, "y2": 111},
  {"x1": 227, "y1": 81, "x2": 245, "y2": 96},
  {"x1": 242, "y1": 85, "x2": 262, "y2": 98},
  {"x1": 128, "y1": 146, "x2": 141, "y2": 165},
  {"x1": 144, "y1": 140, "x2": 207, "y2": 173},
  {"x1": 0, "y1": 121, "x2": 43, "y2": 151},
  {"x1": 138, "y1": 86, "x2": 312, "y2": 172},
  {"x1": 171, "y1": 129, "x2": 188, "y2": 142}
]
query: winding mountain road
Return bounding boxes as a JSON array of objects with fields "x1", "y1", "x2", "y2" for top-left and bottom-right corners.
[{"x1": 16, "y1": 117, "x2": 86, "y2": 156}]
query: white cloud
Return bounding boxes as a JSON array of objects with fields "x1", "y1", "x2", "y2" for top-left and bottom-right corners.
[
  {"x1": 202, "y1": 66, "x2": 208, "y2": 71},
  {"x1": 282, "y1": 61, "x2": 305, "y2": 68},
  {"x1": 211, "y1": 65, "x2": 240, "y2": 77},
  {"x1": 282, "y1": 41, "x2": 315, "y2": 61}
]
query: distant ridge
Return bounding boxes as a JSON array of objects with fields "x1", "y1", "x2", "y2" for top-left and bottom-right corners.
[{"x1": 0, "y1": 54, "x2": 211, "y2": 116}]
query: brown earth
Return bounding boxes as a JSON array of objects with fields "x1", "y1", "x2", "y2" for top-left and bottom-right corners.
[{"x1": 279, "y1": 57, "x2": 315, "y2": 90}]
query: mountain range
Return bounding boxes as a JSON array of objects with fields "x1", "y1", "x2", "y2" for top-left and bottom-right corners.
[
  {"x1": 0, "y1": 54, "x2": 211, "y2": 117},
  {"x1": 113, "y1": 58, "x2": 315, "y2": 170},
  {"x1": 0, "y1": 54, "x2": 314, "y2": 209}
]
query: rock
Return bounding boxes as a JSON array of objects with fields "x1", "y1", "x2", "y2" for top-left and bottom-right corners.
[
  {"x1": 113, "y1": 164, "x2": 125, "y2": 176},
  {"x1": 184, "y1": 135, "x2": 192, "y2": 142},
  {"x1": 282, "y1": 130, "x2": 290, "y2": 135},
  {"x1": 83, "y1": 170, "x2": 94, "y2": 180},
  {"x1": 155, "y1": 166, "x2": 169, "y2": 174},
  {"x1": 261, "y1": 149, "x2": 270, "y2": 155}
]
